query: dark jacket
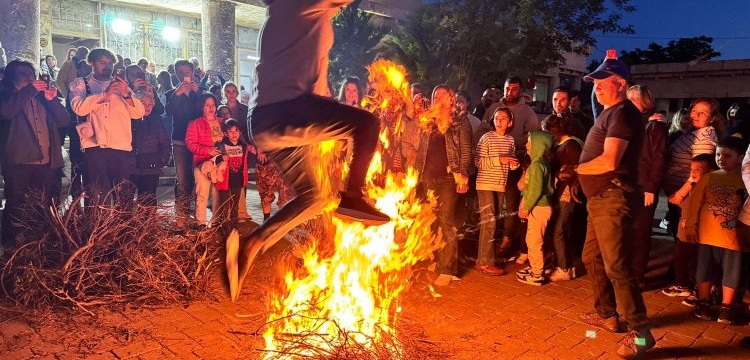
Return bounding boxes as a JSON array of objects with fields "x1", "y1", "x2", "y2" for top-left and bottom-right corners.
[
  {"x1": 165, "y1": 88, "x2": 202, "y2": 141},
  {"x1": 0, "y1": 84, "x2": 69, "y2": 168},
  {"x1": 131, "y1": 112, "x2": 171, "y2": 176},
  {"x1": 416, "y1": 115, "x2": 472, "y2": 179},
  {"x1": 638, "y1": 114, "x2": 668, "y2": 194}
]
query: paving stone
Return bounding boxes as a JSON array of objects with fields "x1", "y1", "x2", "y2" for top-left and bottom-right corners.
[
  {"x1": 110, "y1": 340, "x2": 163, "y2": 359},
  {"x1": 701, "y1": 325, "x2": 737, "y2": 344}
]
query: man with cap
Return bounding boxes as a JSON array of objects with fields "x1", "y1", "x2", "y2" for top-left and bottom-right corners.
[{"x1": 576, "y1": 50, "x2": 655, "y2": 358}]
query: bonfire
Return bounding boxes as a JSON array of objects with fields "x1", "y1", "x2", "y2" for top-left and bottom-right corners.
[{"x1": 259, "y1": 60, "x2": 445, "y2": 359}]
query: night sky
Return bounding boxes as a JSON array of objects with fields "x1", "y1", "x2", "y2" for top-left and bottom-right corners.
[
  {"x1": 593, "y1": 0, "x2": 750, "y2": 60},
  {"x1": 422, "y1": 0, "x2": 750, "y2": 61}
]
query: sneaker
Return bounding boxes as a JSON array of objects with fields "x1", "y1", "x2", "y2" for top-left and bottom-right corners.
[
  {"x1": 516, "y1": 272, "x2": 545, "y2": 286},
  {"x1": 335, "y1": 192, "x2": 391, "y2": 226},
  {"x1": 549, "y1": 267, "x2": 573, "y2": 282},
  {"x1": 717, "y1": 305, "x2": 736, "y2": 324},
  {"x1": 661, "y1": 285, "x2": 691, "y2": 297},
  {"x1": 515, "y1": 253, "x2": 529, "y2": 265},
  {"x1": 579, "y1": 311, "x2": 620, "y2": 333},
  {"x1": 475, "y1": 264, "x2": 505, "y2": 276},
  {"x1": 658, "y1": 218, "x2": 669, "y2": 230},
  {"x1": 617, "y1": 330, "x2": 656, "y2": 359},
  {"x1": 434, "y1": 273, "x2": 453, "y2": 286},
  {"x1": 681, "y1": 291, "x2": 698, "y2": 307},
  {"x1": 694, "y1": 301, "x2": 713, "y2": 321},
  {"x1": 516, "y1": 266, "x2": 532, "y2": 277}
]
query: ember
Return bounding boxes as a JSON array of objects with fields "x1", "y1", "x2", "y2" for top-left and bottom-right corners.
[{"x1": 259, "y1": 60, "x2": 444, "y2": 359}]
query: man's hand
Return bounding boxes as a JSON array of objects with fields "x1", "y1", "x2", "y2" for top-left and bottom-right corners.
[
  {"x1": 106, "y1": 78, "x2": 129, "y2": 98},
  {"x1": 132, "y1": 78, "x2": 148, "y2": 92},
  {"x1": 31, "y1": 80, "x2": 48, "y2": 92},
  {"x1": 175, "y1": 81, "x2": 195, "y2": 96},
  {"x1": 42, "y1": 85, "x2": 58, "y2": 101},
  {"x1": 644, "y1": 191, "x2": 655, "y2": 207}
]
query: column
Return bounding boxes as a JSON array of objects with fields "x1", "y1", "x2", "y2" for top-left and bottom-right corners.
[
  {"x1": 201, "y1": 0, "x2": 236, "y2": 81},
  {"x1": 0, "y1": 0, "x2": 41, "y2": 64},
  {"x1": 40, "y1": 0, "x2": 53, "y2": 58}
]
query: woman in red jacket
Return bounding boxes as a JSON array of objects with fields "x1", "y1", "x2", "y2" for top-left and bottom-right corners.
[{"x1": 185, "y1": 94, "x2": 224, "y2": 227}]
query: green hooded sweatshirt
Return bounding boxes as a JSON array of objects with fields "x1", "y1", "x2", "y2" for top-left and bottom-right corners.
[{"x1": 522, "y1": 131, "x2": 555, "y2": 212}]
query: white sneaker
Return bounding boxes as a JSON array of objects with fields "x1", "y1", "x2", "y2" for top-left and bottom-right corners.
[
  {"x1": 659, "y1": 219, "x2": 669, "y2": 230},
  {"x1": 549, "y1": 267, "x2": 573, "y2": 282}
]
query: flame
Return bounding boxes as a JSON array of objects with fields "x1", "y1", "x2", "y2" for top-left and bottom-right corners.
[{"x1": 261, "y1": 60, "x2": 444, "y2": 358}]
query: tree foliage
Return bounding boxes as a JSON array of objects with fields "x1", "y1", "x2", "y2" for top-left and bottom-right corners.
[
  {"x1": 330, "y1": 0, "x2": 390, "y2": 90},
  {"x1": 619, "y1": 36, "x2": 721, "y2": 65},
  {"x1": 387, "y1": 0, "x2": 635, "y2": 90}
]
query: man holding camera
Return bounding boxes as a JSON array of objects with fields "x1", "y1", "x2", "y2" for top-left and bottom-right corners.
[
  {"x1": 0, "y1": 59, "x2": 69, "y2": 245},
  {"x1": 70, "y1": 48, "x2": 144, "y2": 207},
  {"x1": 576, "y1": 51, "x2": 654, "y2": 358}
]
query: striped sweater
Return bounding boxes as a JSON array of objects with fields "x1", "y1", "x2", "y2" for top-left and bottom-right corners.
[
  {"x1": 663, "y1": 126, "x2": 717, "y2": 194},
  {"x1": 475, "y1": 131, "x2": 516, "y2": 192}
]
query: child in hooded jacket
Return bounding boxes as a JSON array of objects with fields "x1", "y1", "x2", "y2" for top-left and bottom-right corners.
[{"x1": 516, "y1": 131, "x2": 555, "y2": 286}]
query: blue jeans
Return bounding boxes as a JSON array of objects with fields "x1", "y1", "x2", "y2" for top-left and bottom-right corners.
[
  {"x1": 426, "y1": 175, "x2": 459, "y2": 275},
  {"x1": 552, "y1": 200, "x2": 576, "y2": 269},
  {"x1": 172, "y1": 143, "x2": 194, "y2": 216},
  {"x1": 582, "y1": 188, "x2": 649, "y2": 331},
  {"x1": 477, "y1": 190, "x2": 504, "y2": 266}
]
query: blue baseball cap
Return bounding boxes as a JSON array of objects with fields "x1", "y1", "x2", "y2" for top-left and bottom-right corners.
[{"x1": 584, "y1": 49, "x2": 630, "y2": 81}]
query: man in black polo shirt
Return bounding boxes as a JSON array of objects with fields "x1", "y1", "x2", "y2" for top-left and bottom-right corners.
[{"x1": 576, "y1": 50, "x2": 655, "y2": 358}]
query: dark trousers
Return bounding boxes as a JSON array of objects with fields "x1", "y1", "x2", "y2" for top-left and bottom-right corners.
[
  {"x1": 1, "y1": 163, "x2": 55, "y2": 246},
  {"x1": 83, "y1": 147, "x2": 132, "y2": 208},
  {"x1": 427, "y1": 176, "x2": 459, "y2": 275},
  {"x1": 477, "y1": 190, "x2": 504, "y2": 265},
  {"x1": 582, "y1": 189, "x2": 649, "y2": 331},
  {"x1": 632, "y1": 195, "x2": 658, "y2": 281},
  {"x1": 172, "y1": 143, "x2": 194, "y2": 216},
  {"x1": 246, "y1": 94, "x2": 379, "y2": 253},
  {"x1": 462, "y1": 173, "x2": 479, "y2": 226},
  {"x1": 215, "y1": 187, "x2": 243, "y2": 231},
  {"x1": 553, "y1": 200, "x2": 577, "y2": 269},
  {"x1": 130, "y1": 174, "x2": 159, "y2": 207}
]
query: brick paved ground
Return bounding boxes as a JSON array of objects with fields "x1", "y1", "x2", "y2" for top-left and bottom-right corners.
[{"x1": 1, "y1": 182, "x2": 749, "y2": 359}]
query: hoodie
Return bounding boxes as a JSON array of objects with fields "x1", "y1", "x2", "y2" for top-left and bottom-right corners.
[{"x1": 522, "y1": 131, "x2": 555, "y2": 212}]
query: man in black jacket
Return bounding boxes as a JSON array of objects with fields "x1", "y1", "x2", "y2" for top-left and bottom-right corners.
[
  {"x1": 165, "y1": 59, "x2": 201, "y2": 222},
  {"x1": 0, "y1": 59, "x2": 69, "y2": 246}
]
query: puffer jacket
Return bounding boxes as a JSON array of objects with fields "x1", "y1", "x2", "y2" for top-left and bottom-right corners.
[
  {"x1": 131, "y1": 112, "x2": 171, "y2": 175},
  {"x1": 185, "y1": 115, "x2": 223, "y2": 167},
  {"x1": 415, "y1": 114, "x2": 472, "y2": 179}
]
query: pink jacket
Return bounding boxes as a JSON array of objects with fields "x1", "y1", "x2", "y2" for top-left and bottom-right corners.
[{"x1": 185, "y1": 115, "x2": 222, "y2": 167}]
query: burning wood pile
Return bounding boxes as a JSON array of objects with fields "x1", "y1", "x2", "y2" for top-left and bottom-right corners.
[{"x1": 257, "y1": 60, "x2": 446, "y2": 359}]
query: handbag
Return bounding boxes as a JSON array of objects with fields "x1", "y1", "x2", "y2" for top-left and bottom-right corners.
[{"x1": 76, "y1": 77, "x2": 95, "y2": 139}]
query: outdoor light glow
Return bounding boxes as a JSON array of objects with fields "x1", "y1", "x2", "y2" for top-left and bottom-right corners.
[
  {"x1": 162, "y1": 26, "x2": 180, "y2": 42},
  {"x1": 112, "y1": 18, "x2": 132, "y2": 35}
]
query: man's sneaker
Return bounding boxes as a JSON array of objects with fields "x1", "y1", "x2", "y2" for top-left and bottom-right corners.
[
  {"x1": 681, "y1": 291, "x2": 698, "y2": 307},
  {"x1": 335, "y1": 192, "x2": 390, "y2": 226},
  {"x1": 549, "y1": 267, "x2": 574, "y2": 282},
  {"x1": 717, "y1": 305, "x2": 736, "y2": 324},
  {"x1": 617, "y1": 330, "x2": 656, "y2": 359},
  {"x1": 658, "y1": 218, "x2": 669, "y2": 230},
  {"x1": 516, "y1": 272, "x2": 545, "y2": 286},
  {"x1": 515, "y1": 253, "x2": 529, "y2": 265},
  {"x1": 661, "y1": 285, "x2": 691, "y2": 297},
  {"x1": 434, "y1": 273, "x2": 453, "y2": 286},
  {"x1": 694, "y1": 301, "x2": 713, "y2": 321},
  {"x1": 579, "y1": 311, "x2": 620, "y2": 333},
  {"x1": 516, "y1": 266, "x2": 532, "y2": 277}
]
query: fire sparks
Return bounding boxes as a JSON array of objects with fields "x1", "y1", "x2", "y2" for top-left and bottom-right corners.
[{"x1": 260, "y1": 60, "x2": 444, "y2": 359}]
